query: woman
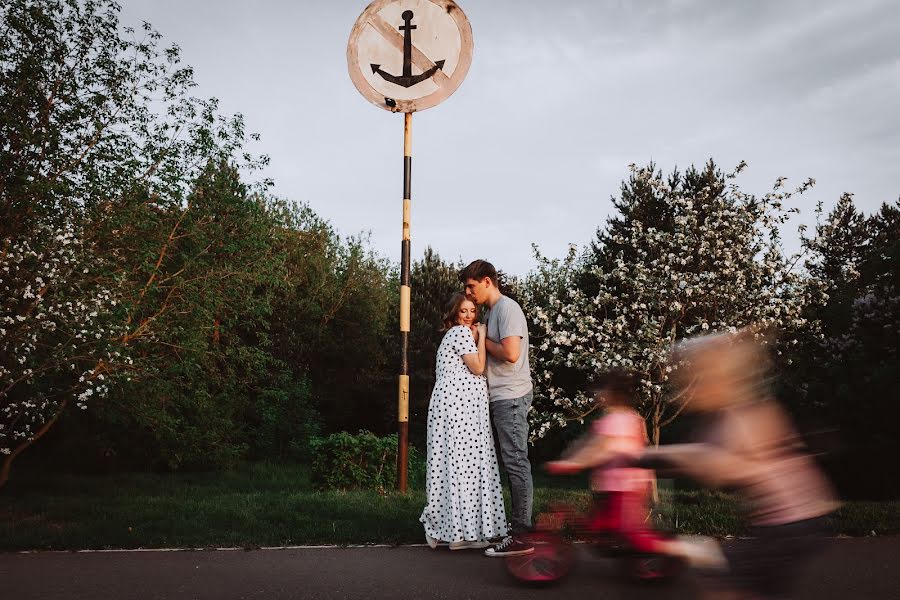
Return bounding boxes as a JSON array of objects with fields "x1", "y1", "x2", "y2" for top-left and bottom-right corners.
[{"x1": 420, "y1": 293, "x2": 507, "y2": 550}]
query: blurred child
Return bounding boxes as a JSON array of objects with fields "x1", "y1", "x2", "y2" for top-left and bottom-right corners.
[
  {"x1": 545, "y1": 371, "x2": 718, "y2": 565},
  {"x1": 640, "y1": 329, "x2": 840, "y2": 599}
]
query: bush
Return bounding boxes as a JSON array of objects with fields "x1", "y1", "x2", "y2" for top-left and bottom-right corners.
[
  {"x1": 309, "y1": 430, "x2": 423, "y2": 491},
  {"x1": 245, "y1": 375, "x2": 320, "y2": 462}
]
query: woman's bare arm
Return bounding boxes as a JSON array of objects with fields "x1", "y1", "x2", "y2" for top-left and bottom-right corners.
[
  {"x1": 639, "y1": 444, "x2": 764, "y2": 487},
  {"x1": 461, "y1": 325, "x2": 486, "y2": 375}
]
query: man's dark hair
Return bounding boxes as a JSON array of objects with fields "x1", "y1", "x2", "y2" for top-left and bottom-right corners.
[{"x1": 459, "y1": 259, "x2": 498, "y2": 286}]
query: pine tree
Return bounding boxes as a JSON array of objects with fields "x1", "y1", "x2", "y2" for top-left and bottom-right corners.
[{"x1": 804, "y1": 193, "x2": 870, "y2": 338}]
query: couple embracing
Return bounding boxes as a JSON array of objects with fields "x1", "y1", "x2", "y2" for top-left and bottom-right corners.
[{"x1": 420, "y1": 260, "x2": 535, "y2": 557}]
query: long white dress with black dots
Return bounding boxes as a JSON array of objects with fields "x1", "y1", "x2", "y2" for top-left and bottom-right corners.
[{"x1": 420, "y1": 325, "x2": 508, "y2": 543}]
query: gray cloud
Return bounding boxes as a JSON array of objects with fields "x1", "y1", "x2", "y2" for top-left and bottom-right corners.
[{"x1": 120, "y1": 0, "x2": 900, "y2": 275}]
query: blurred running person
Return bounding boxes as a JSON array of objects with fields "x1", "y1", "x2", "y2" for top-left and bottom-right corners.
[{"x1": 640, "y1": 329, "x2": 840, "y2": 599}]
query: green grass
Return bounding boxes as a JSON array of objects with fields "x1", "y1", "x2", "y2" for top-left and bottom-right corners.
[{"x1": 1, "y1": 463, "x2": 897, "y2": 551}]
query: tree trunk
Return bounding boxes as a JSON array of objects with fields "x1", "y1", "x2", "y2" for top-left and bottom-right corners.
[
  {"x1": 650, "y1": 402, "x2": 662, "y2": 504},
  {"x1": 0, "y1": 399, "x2": 68, "y2": 489}
]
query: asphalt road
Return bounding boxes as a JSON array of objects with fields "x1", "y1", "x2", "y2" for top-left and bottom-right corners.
[{"x1": 1, "y1": 538, "x2": 897, "y2": 599}]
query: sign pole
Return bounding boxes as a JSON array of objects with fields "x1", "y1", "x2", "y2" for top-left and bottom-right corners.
[
  {"x1": 398, "y1": 112, "x2": 412, "y2": 493},
  {"x1": 347, "y1": 0, "x2": 473, "y2": 494}
]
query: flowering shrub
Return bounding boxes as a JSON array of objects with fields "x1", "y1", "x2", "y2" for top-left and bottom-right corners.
[
  {"x1": 525, "y1": 162, "x2": 819, "y2": 444},
  {"x1": 1, "y1": 225, "x2": 126, "y2": 483},
  {"x1": 309, "y1": 430, "x2": 424, "y2": 491}
]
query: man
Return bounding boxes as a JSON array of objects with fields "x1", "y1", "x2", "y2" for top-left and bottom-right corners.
[{"x1": 459, "y1": 259, "x2": 535, "y2": 557}]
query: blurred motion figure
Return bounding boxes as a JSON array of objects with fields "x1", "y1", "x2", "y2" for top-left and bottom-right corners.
[
  {"x1": 641, "y1": 328, "x2": 840, "y2": 599},
  {"x1": 545, "y1": 370, "x2": 724, "y2": 570}
]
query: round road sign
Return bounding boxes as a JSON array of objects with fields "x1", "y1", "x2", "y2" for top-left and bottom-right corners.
[{"x1": 347, "y1": 0, "x2": 474, "y2": 113}]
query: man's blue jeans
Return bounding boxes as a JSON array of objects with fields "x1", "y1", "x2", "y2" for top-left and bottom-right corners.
[{"x1": 490, "y1": 391, "x2": 533, "y2": 535}]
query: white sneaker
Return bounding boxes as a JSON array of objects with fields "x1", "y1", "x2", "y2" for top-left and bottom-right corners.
[
  {"x1": 449, "y1": 540, "x2": 491, "y2": 550},
  {"x1": 678, "y1": 537, "x2": 728, "y2": 570},
  {"x1": 425, "y1": 533, "x2": 441, "y2": 549}
]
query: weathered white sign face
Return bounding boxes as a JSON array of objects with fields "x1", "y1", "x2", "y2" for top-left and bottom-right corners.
[{"x1": 347, "y1": 0, "x2": 473, "y2": 113}]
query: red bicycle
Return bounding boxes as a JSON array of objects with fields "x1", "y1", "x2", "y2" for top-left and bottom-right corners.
[{"x1": 505, "y1": 502, "x2": 686, "y2": 585}]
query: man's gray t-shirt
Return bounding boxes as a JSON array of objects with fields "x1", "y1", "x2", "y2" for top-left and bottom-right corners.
[{"x1": 483, "y1": 295, "x2": 533, "y2": 401}]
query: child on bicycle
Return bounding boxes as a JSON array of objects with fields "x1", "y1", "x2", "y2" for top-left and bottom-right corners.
[
  {"x1": 546, "y1": 371, "x2": 670, "y2": 553},
  {"x1": 545, "y1": 370, "x2": 722, "y2": 567}
]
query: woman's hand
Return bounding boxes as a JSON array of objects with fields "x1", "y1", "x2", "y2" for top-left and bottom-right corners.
[
  {"x1": 476, "y1": 323, "x2": 486, "y2": 342},
  {"x1": 462, "y1": 323, "x2": 487, "y2": 376}
]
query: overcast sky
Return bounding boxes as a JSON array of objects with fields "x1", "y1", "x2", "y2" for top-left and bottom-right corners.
[{"x1": 120, "y1": 0, "x2": 900, "y2": 276}]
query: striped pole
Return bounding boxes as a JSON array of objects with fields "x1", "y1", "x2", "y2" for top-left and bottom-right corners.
[{"x1": 397, "y1": 112, "x2": 412, "y2": 493}]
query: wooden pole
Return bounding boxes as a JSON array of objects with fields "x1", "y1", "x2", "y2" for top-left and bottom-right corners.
[{"x1": 397, "y1": 112, "x2": 412, "y2": 492}]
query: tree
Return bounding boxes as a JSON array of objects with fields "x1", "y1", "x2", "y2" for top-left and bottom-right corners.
[
  {"x1": 804, "y1": 193, "x2": 870, "y2": 337},
  {"x1": 0, "y1": 0, "x2": 266, "y2": 238},
  {"x1": 527, "y1": 161, "x2": 815, "y2": 446},
  {"x1": 864, "y1": 200, "x2": 900, "y2": 292},
  {"x1": 0, "y1": 223, "x2": 125, "y2": 485},
  {"x1": 1, "y1": 0, "x2": 268, "y2": 479},
  {"x1": 794, "y1": 197, "x2": 900, "y2": 498},
  {"x1": 85, "y1": 162, "x2": 292, "y2": 469},
  {"x1": 267, "y1": 202, "x2": 395, "y2": 435}
]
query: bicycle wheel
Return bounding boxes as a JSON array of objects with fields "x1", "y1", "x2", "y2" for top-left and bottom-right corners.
[
  {"x1": 623, "y1": 553, "x2": 686, "y2": 582},
  {"x1": 505, "y1": 532, "x2": 577, "y2": 585}
]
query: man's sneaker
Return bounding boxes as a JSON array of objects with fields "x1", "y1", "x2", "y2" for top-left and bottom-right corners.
[
  {"x1": 483, "y1": 535, "x2": 534, "y2": 557},
  {"x1": 449, "y1": 539, "x2": 491, "y2": 551}
]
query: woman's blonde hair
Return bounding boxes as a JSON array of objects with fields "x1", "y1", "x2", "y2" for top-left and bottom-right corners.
[{"x1": 672, "y1": 326, "x2": 774, "y2": 406}]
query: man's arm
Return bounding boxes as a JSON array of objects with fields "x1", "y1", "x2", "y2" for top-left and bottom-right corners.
[
  {"x1": 486, "y1": 336, "x2": 520, "y2": 363},
  {"x1": 485, "y1": 300, "x2": 526, "y2": 363}
]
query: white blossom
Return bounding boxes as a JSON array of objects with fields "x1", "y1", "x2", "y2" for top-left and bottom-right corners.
[
  {"x1": 523, "y1": 163, "x2": 816, "y2": 443},
  {"x1": 1, "y1": 223, "x2": 128, "y2": 459}
]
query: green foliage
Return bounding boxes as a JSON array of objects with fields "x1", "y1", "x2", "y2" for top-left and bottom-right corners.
[
  {"x1": 309, "y1": 430, "x2": 423, "y2": 491},
  {"x1": 0, "y1": 0, "x2": 399, "y2": 476},
  {"x1": 0, "y1": 222, "x2": 128, "y2": 483},
  {"x1": 244, "y1": 375, "x2": 319, "y2": 462},
  {"x1": 527, "y1": 161, "x2": 814, "y2": 444},
  {"x1": 0, "y1": 0, "x2": 267, "y2": 239},
  {"x1": 0, "y1": 0, "x2": 283, "y2": 480},
  {"x1": 788, "y1": 196, "x2": 900, "y2": 498},
  {"x1": 81, "y1": 178, "x2": 395, "y2": 469},
  {"x1": 2, "y1": 466, "x2": 898, "y2": 550},
  {"x1": 268, "y1": 203, "x2": 396, "y2": 435},
  {"x1": 78, "y1": 162, "x2": 287, "y2": 470}
]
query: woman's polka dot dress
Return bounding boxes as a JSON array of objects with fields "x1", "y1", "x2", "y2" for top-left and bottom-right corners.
[{"x1": 419, "y1": 325, "x2": 507, "y2": 543}]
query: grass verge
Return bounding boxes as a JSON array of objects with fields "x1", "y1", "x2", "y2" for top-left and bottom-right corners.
[{"x1": 2, "y1": 463, "x2": 897, "y2": 551}]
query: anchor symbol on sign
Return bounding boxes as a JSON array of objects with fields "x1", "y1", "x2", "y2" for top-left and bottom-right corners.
[{"x1": 371, "y1": 10, "x2": 445, "y2": 88}]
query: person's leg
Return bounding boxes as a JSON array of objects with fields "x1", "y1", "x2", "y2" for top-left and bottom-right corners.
[
  {"x1": 610, "y1": 490, "x2": 727, "y2": 568},
  {"x1": 617, "y1": 491, "x2": 669, "y2": 554},
  {"x1": 587, "y1": 492, "x2": 617, "y2": 533},
  {"x1": 731, "y1": 516, "x2": 831, "y2": 599},
  {"x1": 490, "y1": 392, "x2": 533, "y2": 536}
]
